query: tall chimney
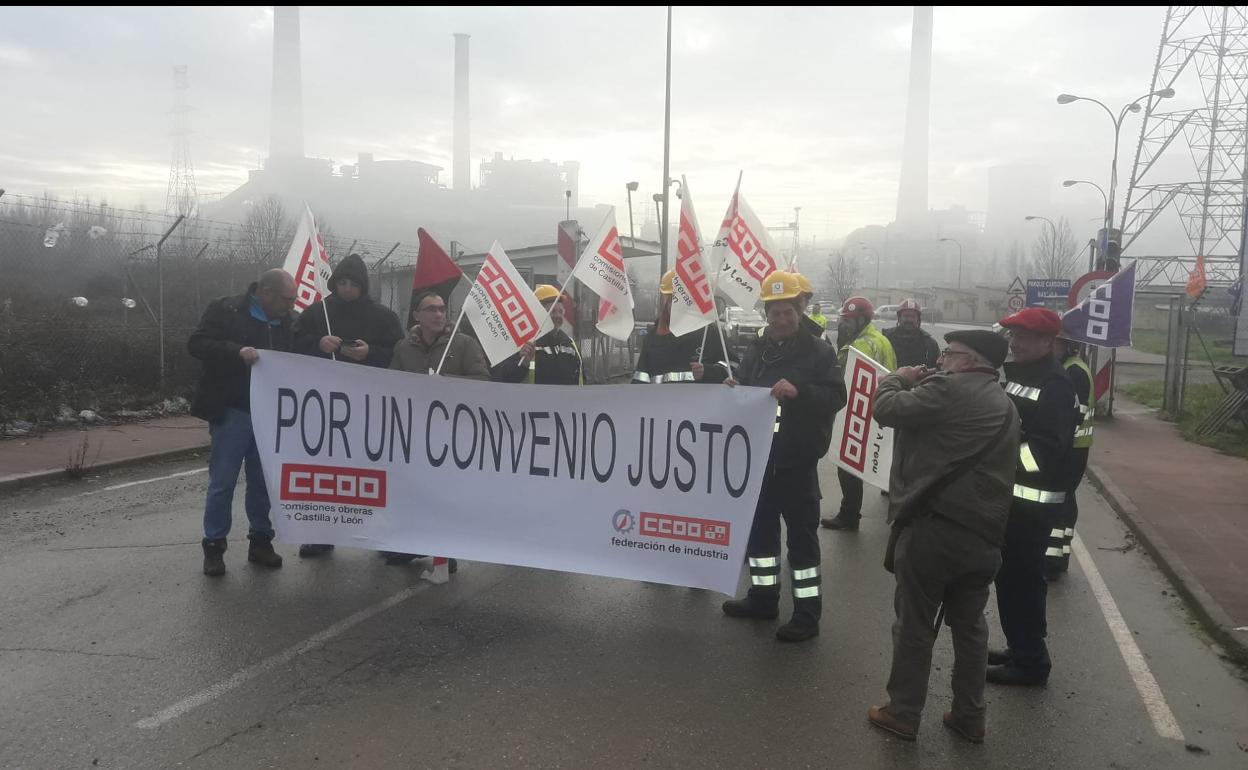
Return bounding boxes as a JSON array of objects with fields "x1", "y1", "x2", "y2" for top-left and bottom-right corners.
[
  {"x1": 269, "y1": 6, "x2": 305, "y2": 161},
  {"x1": 453, "y1": 33, "x2": 471, "y2": 192},
  {"x1": 896, "y1": 6, "x2": 932, "y2": 229}
]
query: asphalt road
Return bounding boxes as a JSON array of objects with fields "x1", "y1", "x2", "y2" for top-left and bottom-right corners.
[{"x1": 2, "y1": 455, "x2": 1247, "y2": 769}]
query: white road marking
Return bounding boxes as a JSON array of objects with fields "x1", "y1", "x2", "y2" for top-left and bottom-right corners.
[
  {"x1": 136, "y1": 584, "x2": 425, "y2": 730},
  {"x1": 78, "y1": 467, "x2": 207, "y2": 496},
  {"x1": 1072, "y1": 533, "x2": 1185, "y2": 742}
]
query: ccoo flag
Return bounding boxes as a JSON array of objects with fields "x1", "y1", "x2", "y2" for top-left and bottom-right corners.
[
  {"x1": 708, "y1": 187, "x2": 780, "y2": 308},
  {"x1": 463, "y1": 242, "x2": 553, "y2": 366},
  {"x1": 572, "y1": 208, "x2": 635, "y2": 341},
  {"x1": 1061, "y1": 261, "x2": 1136, "y2": 348},
  {"x1": 668, "y1": 176, "x2": 718, "y2": 337},
  {"x1": 281, "y1": 203, "x2": 333, "y2": 314}
]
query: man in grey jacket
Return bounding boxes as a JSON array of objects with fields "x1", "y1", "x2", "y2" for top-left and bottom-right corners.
[{"x1": 865, "y1": 330, "x2": 1019, "y2": 744}]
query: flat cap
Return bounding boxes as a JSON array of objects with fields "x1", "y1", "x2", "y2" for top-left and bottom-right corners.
[{"x1": 945, "y1": 329, "x2": 1009, "y2": 369}]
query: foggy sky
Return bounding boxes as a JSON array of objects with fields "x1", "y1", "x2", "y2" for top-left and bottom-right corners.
[{"x1": 0, "y1": 6, "x2": 1169, "y2": 242}]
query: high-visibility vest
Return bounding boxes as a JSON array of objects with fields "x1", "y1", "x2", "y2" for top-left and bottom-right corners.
[{"x1": 1064, "y1": 356, "x2": 1094, "y2": 449}]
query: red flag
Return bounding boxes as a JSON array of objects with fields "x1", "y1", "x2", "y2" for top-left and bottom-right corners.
[
  {"x1": 1186, "y1": 254, "x2": 1207, "y2": 300},
  {"x1": 411, "y1": 228, "x2": 464, "y2": 316}
]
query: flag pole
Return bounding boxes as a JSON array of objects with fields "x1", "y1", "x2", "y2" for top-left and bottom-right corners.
[
  {"x1": 433, "y1": 275, "x2": 468, "y2": 375},
  {"x1": 698, "y1": 171, "x2": 743, "y2": 380}
]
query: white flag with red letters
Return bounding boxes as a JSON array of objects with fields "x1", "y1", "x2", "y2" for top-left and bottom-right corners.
[
  {"x1": 572, "y1": 208, "x2": 635, "y2": 341},
  {"x1": 831, "y1": 347, "x2": 894, "y2": 490},
  {"x1": 464, "y1": 242, "x2": 554, "y2": 365},
  {"x1": 709, "y1": 189, "x2": 780, "y2": 309},
  {"x1": 281, "y1": 203, "x2": 333, "y2": 314},
  {"x1": 668, "y1": 177, "x2": 717, "y2": 337}
]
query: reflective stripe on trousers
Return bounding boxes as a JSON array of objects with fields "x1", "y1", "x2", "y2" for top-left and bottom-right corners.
[
  {"x1": 792, "y1": 565, "x2": 820, "y2": 599},
  {"x1": 749, "y1": 554, "x2": 781, "y2": 587}
]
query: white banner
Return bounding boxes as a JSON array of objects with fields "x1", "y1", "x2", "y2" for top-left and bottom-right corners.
[
  {"x1": 250, "y1": 351, "x2": 778, "y2": 594},
  {"x1": 573, "y1": 208, "x2": 635, "y2": 341},
  {"x1": 710, "y1": 190, "x2": 780, "y2": 309},
  {"x1": 463, "y1": 241, "x2": 553, "y2": 366},
  {"x1": 669, "y1": 177, "x2": 718, "y2": 337},
  {"x1": 831, "y1": 347, "x2": 894, "y2": 490},
  {"x1": 281, "y1": 203, "x2": 333, "y2": 314}
]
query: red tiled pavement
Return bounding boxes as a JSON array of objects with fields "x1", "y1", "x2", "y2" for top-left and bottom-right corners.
[
  {"x1": 0, "y1": 416, "x2": 208, "y2": 486},
  {"x1": 1089, "y1": 395, "x2": 1248, "y2": 637}
]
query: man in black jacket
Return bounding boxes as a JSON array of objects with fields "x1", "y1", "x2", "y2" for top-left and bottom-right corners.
[
  {"x1": 188, "y1": 269, "x2": 296, "y2": 577},
  {"x1": 713, "y1": 270, "x2": 846, "y2": 642},
  {"x1": 882, "y1": 299, "x2": 940, "y2": 369},
  {"x1": 491, "y1": 285, "x2": 583, "y2": 385},
  {"x1": 633, "y1": 269, "x2": 734, "y2": 385},
  {"x1": 293, "y1": 253, "x2": 404, "y2": 558},
  {"x1": 989, "y1": 307, "x2": 1079, "y2": 686}
]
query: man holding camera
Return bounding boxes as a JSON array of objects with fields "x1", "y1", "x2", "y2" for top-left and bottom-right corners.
[{"x1": 292, "y1": 253, "x2": 404, "y2": 558}]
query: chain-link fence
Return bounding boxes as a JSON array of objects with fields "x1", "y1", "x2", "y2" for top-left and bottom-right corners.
[{"x1": 1, "y1": 192, "x2": 647, "y2": 426}]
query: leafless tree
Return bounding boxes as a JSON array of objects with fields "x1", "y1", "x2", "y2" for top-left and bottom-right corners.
[
  {"x1": 826, "y1": 250, "x2": 862, "y2": 306},
  {"x1": 241, "y1": 196, "x2": 289, "y2": 268},
  {"x1": 1028, "y1": 216, "x2": 1081, "y2": 279}
]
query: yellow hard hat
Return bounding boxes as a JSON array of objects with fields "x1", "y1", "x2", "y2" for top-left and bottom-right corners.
[
  {"x1": 760, "y1": 270, "x2": 802, "y2": 302},
  {"x1": 794, "y1": 272, "x2": 813, "y2": 296},
  {"x1": 534, "y1": 284, "x2": 561, "y2": 303},
  {"x1": 659, "y1": 269, "x2": 675, "y2": 295}
]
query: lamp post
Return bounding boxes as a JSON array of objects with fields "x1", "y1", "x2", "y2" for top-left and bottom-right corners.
[
  {"x1": 1024, "y1": 214, "x2": 1058, "y2": 275},
  {"x1": 1058, "y1": 178, "x2": 1108, "y2": 272},
  {"x1": 1056, "y1": 87, "x2": 1175, "y2": 252},
  {"x1": 938, "y1": 237, "x2": 963, "y2": 289},
  {"x1": 625, "y1": 181, "x2": 639, "y2": 241},
  {"x1": 858, "y1": 242, "x2": 880, "y2": 296}
]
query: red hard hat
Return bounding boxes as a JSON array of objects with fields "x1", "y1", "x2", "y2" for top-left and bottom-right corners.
[
  {"x1": 999, "y1": 307, "x2": 1062, "y2": 336},
  {"x1": 840, "y1": 296, "x2": 875, "y2": 320},
  {"x1": 897, "y1": 298, "x2": 921, "y2": 316}
]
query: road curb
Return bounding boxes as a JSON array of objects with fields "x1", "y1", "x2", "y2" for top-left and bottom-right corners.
[
  {"x1": 0, "y1": 444, "x2": 210, "y2": 493},
  {"x1": 1085, "y1": 463, "x2": 1248, "y2": 667}
]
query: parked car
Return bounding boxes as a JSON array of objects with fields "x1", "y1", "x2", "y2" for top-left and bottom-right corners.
[{"x1": 724, "y1": 306, "x2": 765, "y2": 353}]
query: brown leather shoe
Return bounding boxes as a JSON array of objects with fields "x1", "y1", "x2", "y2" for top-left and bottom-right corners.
[
  {"x1": 942, "y1": 712, "x2": 985, "y2": 744},
  {"x1": 867, "y1": 706, "x2": 916, "y2": 741}
]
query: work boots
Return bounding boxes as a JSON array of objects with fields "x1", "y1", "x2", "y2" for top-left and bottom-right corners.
[
  {"x1": 247, "y1": 533, "x2": 284, "y2": 569},
  {"x1": 721, "y1": 593, "x2": 780, "y2": 620},
  {"x1": 202, "y1": 538, "x2": 227, "y2": 577},
  {"x1": 819, "y1": 513, "x2": 860, "y2": 531},
  {"x1": 775, "y1": 616, "x2": 820, "y2": 642}
]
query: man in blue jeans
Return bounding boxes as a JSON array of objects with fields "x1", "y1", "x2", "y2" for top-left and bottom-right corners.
[{"x1": 188, "y1": 268, "x2": 297, "y2": 576}]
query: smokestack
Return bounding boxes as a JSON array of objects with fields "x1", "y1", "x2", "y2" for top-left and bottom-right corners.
[
  {"x1": 453, "y1": 33, "x2": 471, "y2": 192},
  {"x1": 269, "y1": 6, "x2": 305, "y2": 161},
  {"x1": 896, "y1": 6, "x2": 932, "y2": 229}
]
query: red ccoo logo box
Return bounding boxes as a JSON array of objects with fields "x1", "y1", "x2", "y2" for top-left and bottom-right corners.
[
  {"x1": 639, "y1": 512, "x2": 730, "y2": 546},
  {"x1": 280, "y1": 463, "x2": 387, "y2": 506}
]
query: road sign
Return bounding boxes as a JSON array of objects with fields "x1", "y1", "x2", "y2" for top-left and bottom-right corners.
[
  {"x1": 1027, "y1": 279, "x2": 1071, "y2": 307},
  {"x1": 1005, "y1": 276, "x2": 1026, "y2": 312}
]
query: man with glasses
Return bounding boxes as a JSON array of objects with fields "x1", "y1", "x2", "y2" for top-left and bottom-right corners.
[
  {"x1": 188, "y1": 268, "x2": 297, "y2": 576},
  {"x1": 293, "y1": 253, "x2": 404, "y2": 558},
  {"x1": 866, "y1": 331, "x2": 1018, "y2": 743},
  {"x1": 383, "y1": 290, "x2": 490, "y2": 566},
  {"x1": 988, "y1": 307, "x2": 1078, "y2": 686}
]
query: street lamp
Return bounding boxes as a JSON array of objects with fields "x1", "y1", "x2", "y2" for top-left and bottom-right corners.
[
  {"x1": 652, "y1": 193, "x2": 663, "y2": 240},
  {"x1": 1024, "y1": 215, "x2": 1058, "y2": 277},
  {"x1": 857, "y1": 242, "x2": 880, "y2": 295},
  {"x1": 1062, "y1": 180, "x2": 1108, "y2": 271},
  {"x1": 1056, "y1": 87, "x2": 1175, "y2": 251},
  {"x1": 939, "y1": 237, "x2": 963, "y2": 289},
  {"x1": 625, "y1": 181, "x2": 639, "y2": 242}
]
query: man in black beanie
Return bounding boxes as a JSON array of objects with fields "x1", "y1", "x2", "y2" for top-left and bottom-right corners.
[{"x1": 292, "y1": 253, "x2": 403, "y2": 557}]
